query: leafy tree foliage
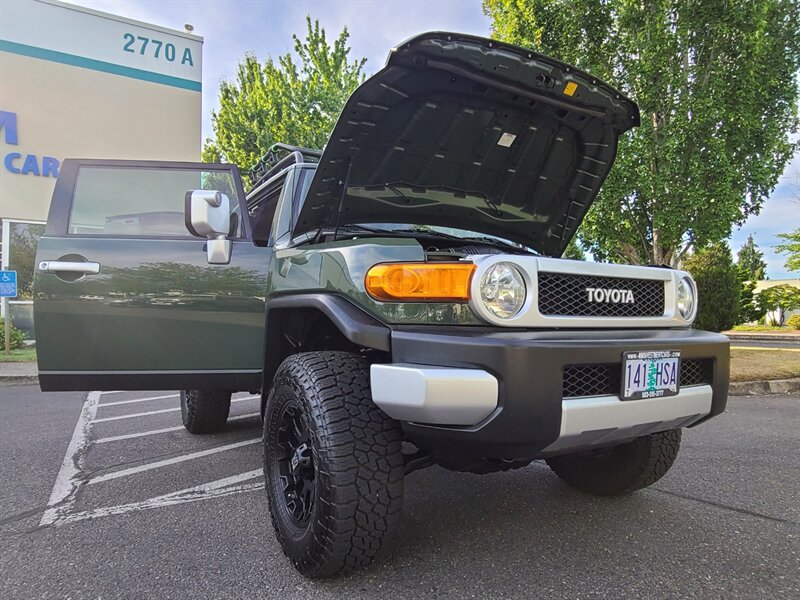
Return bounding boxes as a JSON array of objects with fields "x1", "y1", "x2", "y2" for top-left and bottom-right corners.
[
  {"x1": 202, "y1": 18, "x2": 366, "y2": 180},
  {"x1": 683, "y1": 243, "x2": 741, "y2": 332},
  {"x1": 562, "y1": 234, "x2": 586, "y2": 260},
  {"x1": 775, "y1": 228, "x2": 800, "y2": 273},
  {"x1": 484, "y1": 0, "x2": 800, "y2": 266},
  {"x1": 736, "y1": 234, "x2": 768, "y2": 280},
  {"x1": 756, "y1": 284, "x2": 800, "y2": 326}
]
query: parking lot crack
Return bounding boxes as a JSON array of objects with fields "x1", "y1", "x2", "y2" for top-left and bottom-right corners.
[{"x1": 651, "y1": 487, "x2": 799, "y2": 527}]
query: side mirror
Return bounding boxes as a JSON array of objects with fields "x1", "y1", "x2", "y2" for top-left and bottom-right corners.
[{"x1": 185, "y1": 190, "x2": 231, "y2": 264}]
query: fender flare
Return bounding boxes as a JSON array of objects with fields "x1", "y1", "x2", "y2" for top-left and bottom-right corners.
[{"x1": 261, "y1": 294, "x2": 392, "y2": 405}]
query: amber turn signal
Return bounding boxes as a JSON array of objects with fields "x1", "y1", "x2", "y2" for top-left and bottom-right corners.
[{"x1": 365, "y1": 263, "x2": 476, "y2": 302}]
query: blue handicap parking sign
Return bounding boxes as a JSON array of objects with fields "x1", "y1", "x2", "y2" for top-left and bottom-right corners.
[{"x1": 0, "y1": 270, "x2": 17, "y2": 298}]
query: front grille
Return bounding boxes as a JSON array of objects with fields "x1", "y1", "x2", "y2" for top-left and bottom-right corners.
[
  {"x1": 680, "y1": 358, "x2": 713, "y2": 387},
  {"x1": 538, "y1": 272, "x2": 665, "y2": 317},
  {"x1": 563, "y1": 359, "x2": 712, "y2": 398},
  {"x1": 563, "y1": 365, "x2": 622, "y2": 399}
]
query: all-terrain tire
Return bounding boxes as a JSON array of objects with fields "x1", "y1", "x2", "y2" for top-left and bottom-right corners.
[
  {"x1": 546, "y1": 429, "x2": 682, "y2": 496},
  {"x1": 180, "y1": 389, "x2": 231, "y2": 434},
  {"x1": 263, "y1": 351, "x2": 404, "y2": 578}
]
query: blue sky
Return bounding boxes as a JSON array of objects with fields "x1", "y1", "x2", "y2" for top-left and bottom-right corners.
[{"x1": 66, "y1": 0, "x2": 799, "y2": 278}]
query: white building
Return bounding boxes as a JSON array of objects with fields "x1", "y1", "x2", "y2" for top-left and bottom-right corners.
[{"x1": 0, "y1": 0, "x2": 203, "y2": 337}]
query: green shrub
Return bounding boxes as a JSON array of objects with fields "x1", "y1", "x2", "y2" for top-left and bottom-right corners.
[
  {"x1": 787, "y1": 314, "x2": 800, "y2": 330},
  {"x1": 0, "y1": 321, "x2": 26, "y2": 350},
  {"x1": 684, "y1": 243, "x2": 741, "y2": 332}
]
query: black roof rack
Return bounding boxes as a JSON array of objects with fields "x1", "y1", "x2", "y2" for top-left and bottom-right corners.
[{"x1": 248, "y1": 143, "x2": 321, "y2": 191}]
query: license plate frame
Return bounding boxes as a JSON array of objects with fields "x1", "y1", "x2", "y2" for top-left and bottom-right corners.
[{"x1": 621, "y1": 350, "x2": 681, "y2": 400}]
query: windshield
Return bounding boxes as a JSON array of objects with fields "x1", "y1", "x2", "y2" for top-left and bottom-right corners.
[
  {"x1": 350, "y1": 223, "x2": 535, "y2": 252},
  {"x1": 290, "y1": 172, "x2": 535, "y2": 252}
]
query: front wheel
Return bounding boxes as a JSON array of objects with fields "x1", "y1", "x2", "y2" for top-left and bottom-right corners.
[
  {"x1": 180, "y1": 389, "x2": 231, "y2": 434},
  {"x1": 263, "y1": 352, "x2": 404, "y2": 578},
  {"x1": 546, "y1": 429, "x2": 682, "y2": 496}
]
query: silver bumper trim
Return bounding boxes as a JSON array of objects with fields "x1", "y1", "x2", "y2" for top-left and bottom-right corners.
[
  {"x1": 370, "y1": 364, "x2": 498, "y2": 426},
  {"x1": 543, "y1": 385, "x2": 713, "y2": 454}
]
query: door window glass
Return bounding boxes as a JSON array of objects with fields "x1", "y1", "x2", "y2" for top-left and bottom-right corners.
[{"x1": 69, "y1": 167, "x2": 242, "y2": 237}]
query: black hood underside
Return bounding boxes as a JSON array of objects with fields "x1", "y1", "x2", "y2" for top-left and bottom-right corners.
[{"x1": 294, "y1": 32, "x2": 640, "y2": 256}]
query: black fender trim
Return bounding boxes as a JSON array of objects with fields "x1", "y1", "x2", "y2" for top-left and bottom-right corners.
[
  {"x1": 261, "y1": 294, "x2": 391, "y2": 412},
  {"x1": 266, "y1": 294, "x2": 391, "y2": 352}
]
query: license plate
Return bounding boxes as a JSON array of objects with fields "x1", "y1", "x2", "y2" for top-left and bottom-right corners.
[{"x1": 621, "y1": 350, "x2": 680, "y2": 400}]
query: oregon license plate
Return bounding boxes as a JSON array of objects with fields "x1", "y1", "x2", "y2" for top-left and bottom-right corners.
[{"x1": 621, "y1": 350, "x2": 680, "y2": 400}]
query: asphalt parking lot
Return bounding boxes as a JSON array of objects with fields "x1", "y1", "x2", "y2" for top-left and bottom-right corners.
[{"x1": 1, "y1": 385, "x2": 798, "y2": 599}]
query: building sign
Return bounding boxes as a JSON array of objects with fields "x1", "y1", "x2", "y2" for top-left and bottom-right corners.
[
  {"x1": 0, "y1": 0, "x2": 202, "y2": 227},
  {"x1": 1, "y1": 111, "x2": 59, "y2": 178},
  {"x1": 0, "y1": 0, "x2": 202, "y2": 91}
]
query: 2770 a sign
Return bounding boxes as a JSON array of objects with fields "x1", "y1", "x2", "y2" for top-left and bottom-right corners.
[{"x1": 122, "y1": 33, "x2": 194, "y2": 66}]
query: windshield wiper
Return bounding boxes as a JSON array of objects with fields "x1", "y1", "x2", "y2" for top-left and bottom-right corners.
[{"x1": 462, "y1": 236, "x2": 535, "y2": 254}]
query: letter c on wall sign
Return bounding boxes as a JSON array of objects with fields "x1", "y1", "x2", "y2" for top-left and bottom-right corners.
[{"x1": 4, "y1": 152, "x2": 21, "y2": 174}]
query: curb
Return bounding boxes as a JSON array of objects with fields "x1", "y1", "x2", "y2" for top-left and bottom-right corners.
[
  {"x1": 725, "y1": 333, "x2": 800, "y2": 342},
  {"x1": 729, "y1": 377, "x2": 800, "y2": 396},
  {"x1": 0, "y1": 375, "x2": 39, "y2": 387}
]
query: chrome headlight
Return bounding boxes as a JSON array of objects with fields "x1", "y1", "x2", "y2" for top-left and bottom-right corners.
[
  {"x1": 479, "y1": 262, "x2": 526, "y2": 319},
  {"x1": 676, "y1": 276, "x2": 696, "y2": 321}
]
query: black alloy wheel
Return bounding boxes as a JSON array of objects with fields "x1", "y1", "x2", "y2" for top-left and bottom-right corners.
[{"x1": 275, "y1": 402, "x2": 316, "y2": 526}]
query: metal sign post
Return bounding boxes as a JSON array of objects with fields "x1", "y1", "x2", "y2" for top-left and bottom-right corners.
[{"x1": 1, "y1": 271, "x2": 18, "y2": 354}]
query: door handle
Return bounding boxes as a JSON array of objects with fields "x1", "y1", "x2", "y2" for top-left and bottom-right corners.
[{"x1": 39, "y1": 261, "x2": 101, "y2": 275}]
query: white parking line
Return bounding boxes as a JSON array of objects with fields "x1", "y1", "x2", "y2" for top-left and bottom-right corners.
[
  {"x1": 95, "y1": 412, "x2": 261, "y2": 444},
  {"x1": 92, "y1": 395, "x2": 259, "y2": 423},
  {"x1": 41, "y1": 391, "x2": 265, "y2": 527},
  {"x1": 93, "y1": 407, "x2": 179, "y2": 422},
  {"x1": 40, "y1": 391, "x2": 101, "y2": 526},
  {"x1": 88, "y1": 438, "x2": 261, "y2": 485},
  {"x1": 98, "y1": 394, "x2": 179, "y2": 407},
  {"x1": 61, "y1": 469, "x2": 264, "y2": 524}
]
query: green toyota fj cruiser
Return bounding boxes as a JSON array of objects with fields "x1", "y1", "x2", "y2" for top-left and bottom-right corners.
[{"x1": 34, "y1": 32, "x2": 729, "y2": 578}]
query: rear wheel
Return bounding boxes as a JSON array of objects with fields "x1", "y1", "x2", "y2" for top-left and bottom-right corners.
[
  {"x1": 546, "y1": 429, "x2": 681, "y2": 496},
  {"x1": 263, "y1": 351, "x2": 404, "y2": 578},
  {"x1": 180, "y1": 389, "x2": 231, "y2": 434}
]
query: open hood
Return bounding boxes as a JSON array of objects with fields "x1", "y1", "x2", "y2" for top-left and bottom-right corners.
[{"x1": 294, "y1": 32, "x2": 640, "y2": 256}]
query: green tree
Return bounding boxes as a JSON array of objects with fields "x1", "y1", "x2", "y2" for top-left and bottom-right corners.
[
  {"x1": 203, "y1": 17, "x2": 366, "y2": 180},
  {"x1": 775, "y1": 228, "x2": 800, "y2": 273},
  {"x1": 736, "y1": 234, "x2": 768, "y2": 280},
  {"x1": 736, "y1": 266, "x2": 766, "y2": 324},
  {"x1": 756, "y1": 284, "x2": 800, "y2": 326},
  {"x1": 484, "y1": 0, "x2": 800, "y2": 266},
  {"x1": 562, "y1": 234, "x2": 586, "y2": 260},
  {"x1": 683, "y1": 243, "x2": 741, "y2": 332}
]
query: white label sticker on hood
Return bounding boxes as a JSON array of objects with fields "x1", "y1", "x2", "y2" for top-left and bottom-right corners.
[{"x1": 497, "y1": 132, "x2": 517, "y2": 147}]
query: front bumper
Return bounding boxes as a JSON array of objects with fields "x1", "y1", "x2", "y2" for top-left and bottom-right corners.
[{"x1": 373, "y1": 327, "x2": 729, "y2": 459}]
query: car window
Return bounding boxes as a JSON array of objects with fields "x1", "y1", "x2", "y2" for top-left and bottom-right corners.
[
  {"x1": 291, "y1": 168, "x2": 314, "y2": 230},
  {"x1": 249, "y1": 179, "x2": 285, "y2": 246},
  {"x1": 68, "y1": 166, "x2": 242, "y2": 237}
]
